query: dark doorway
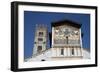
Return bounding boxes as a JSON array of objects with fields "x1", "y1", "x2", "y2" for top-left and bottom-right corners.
[
  {"x1": 41, "y1": 59, "x2": 45, "y2": 61},
  {"x1": 37, "y1": 46, "x2": 42, "y2": 53}
]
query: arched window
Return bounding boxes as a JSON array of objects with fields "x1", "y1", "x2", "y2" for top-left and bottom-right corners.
[{"x1": 37, "y1": 46, "x2": 42, "y2": 53}]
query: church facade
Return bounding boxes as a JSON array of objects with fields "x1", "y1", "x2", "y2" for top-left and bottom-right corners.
[
  {"x1": 25, "y1": 20, "x2": 84, "y2": 62},
  {"x1": 51, "y1": 20, "x2": 83, "y2": 60}
]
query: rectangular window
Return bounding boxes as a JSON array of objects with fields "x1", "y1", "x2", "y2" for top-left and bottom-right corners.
[
  {"x1": 38, "y1": 32, "x2": 43, "y2": 36},
  {"x1": 38, "y1": 38, "x2": 43, "y2": 41},
  {"x1": 61, "y1": 49, "x2": 64, "y2": 55},
  {"x1": 66, "y1": 36, "x2": 68, "y2": 44},
  {"x1": 72, "y1": 49, "x2": 74, "y2": 55}
]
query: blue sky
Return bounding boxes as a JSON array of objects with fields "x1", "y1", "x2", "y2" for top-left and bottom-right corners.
[{"x1": 24, "y1": 11, "x2": 90, "y2": 59}]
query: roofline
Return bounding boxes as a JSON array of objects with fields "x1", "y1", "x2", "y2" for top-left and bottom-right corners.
[{"x1": 51, "y1": 19, "x2": 82, "y2": 28}]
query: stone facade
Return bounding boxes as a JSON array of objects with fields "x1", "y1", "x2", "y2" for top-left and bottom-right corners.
[{"x1": 51, "y1": 21, "x2": 83, "y2": 60}]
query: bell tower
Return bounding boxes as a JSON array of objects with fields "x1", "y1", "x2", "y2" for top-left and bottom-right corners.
[{"x1": 33, "y1": 24, "x2": 48, "y2": 55}]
